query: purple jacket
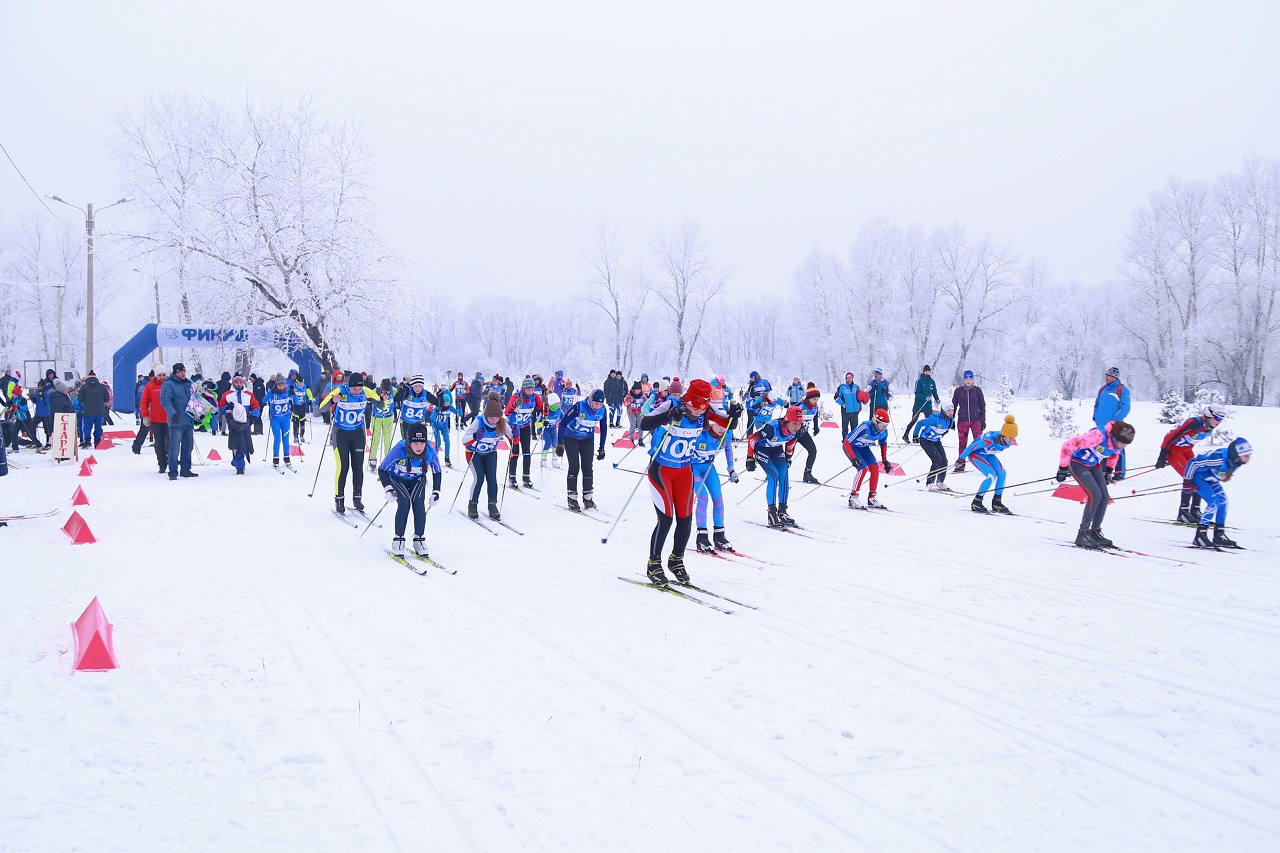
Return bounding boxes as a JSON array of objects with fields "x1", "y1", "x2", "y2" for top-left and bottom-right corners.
[{"x1": 952, "y1": 384, "x2": 986, "y2": 424}]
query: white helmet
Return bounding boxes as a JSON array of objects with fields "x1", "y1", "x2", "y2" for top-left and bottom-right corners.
[
  {"x1": 547, "y1": 393, "x2": 561, "y2": 409},
  {"x1": 1204, "y1": 405, "x2": 1227, "y2": 420}
]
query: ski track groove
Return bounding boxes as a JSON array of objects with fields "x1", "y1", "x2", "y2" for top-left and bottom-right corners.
[{"x1": 253, "y1": 562, "x2": 480, "y2": 853}]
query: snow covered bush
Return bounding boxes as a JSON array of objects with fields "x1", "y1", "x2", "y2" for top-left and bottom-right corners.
[
  {"x1": 1192, "y1": 388, "x2": 1235, "y2": 445},
  {"x1": 995, "y1": 373, "x2": 1014, "y2": 413},
  {"x1": 1157, "y1": 390, "x2": 1190, "y2": 424},
  {"x1": 1042, "y1": 390, "x2": 1076, "y2": 438}
]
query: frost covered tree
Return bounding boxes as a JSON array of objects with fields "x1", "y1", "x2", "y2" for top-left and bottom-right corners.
[
  {"x1": 649, "y1": 219, "x2": 727, "y2": 374},
  {"x1": 934, "y1": 225, "x2": 1019, "y2": 385},
  {"x1": 1157, "y1": 390, "x2": 1190, "y2": 424},
  {"x1": 582, "y1": 221, "x2": 649, "y2": 376},
  {"x1": 116, "y1": 93, "x2": 399, "y2": 373},
  {"x1": 1042, "y1": 390, "x2": 1076, "y2": 438},
  {"x1": 994, "y1": 372, "x2": 1014, "y2": 413}
]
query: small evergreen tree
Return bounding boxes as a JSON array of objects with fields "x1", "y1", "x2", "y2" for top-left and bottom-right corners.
[
  {"x1": 1157, "y1": 390, "x2": 1190, "y2": 424},
  {"x1": 995, "y1": 373, "x2": 1014, "y2": 413},
  {"x1": 1042, "y1": 390, "x2": 1077, "y2": 438}
]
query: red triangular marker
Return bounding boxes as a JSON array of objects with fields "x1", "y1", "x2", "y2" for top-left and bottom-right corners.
[
  {"x1": 72, "y1": 597, "x2": 119, "y2": 671},
  {"x1": 71, "y1": 486, "x2": 90, "y2": 506},
  {"x1": 62, "y1": 511, "x2": 97, "y2": 544},
  {"x1": 95, "y1": 437, "x2": 115, "y2": 450},
  {"x1": 85, "y1": 455, "x2": 98, "y2": 466},
  {"x1": 821, "y1": 421, "x2": 840, "y2": 429},
  {"x1": 78, "y1": 461, "x2": 93, "y2": 477},
  {"x1": 292, "y1": 446, "x2": 305, "y2": 457},
  {"x1": 612, "y1": 438, "x2": 635, "y2": 449},
  {"x1": 206, "y1": 449, "x2": 222, "y2": 461}
]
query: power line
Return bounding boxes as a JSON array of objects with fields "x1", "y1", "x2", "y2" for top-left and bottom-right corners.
[{"x1": 0, "y1": 139, "x2": 71, "y2": 230}]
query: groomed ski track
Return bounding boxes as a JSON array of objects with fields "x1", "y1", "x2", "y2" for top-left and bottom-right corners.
[{"x1": 2, "y1": 400, "x2": 1278, "y2": 851}]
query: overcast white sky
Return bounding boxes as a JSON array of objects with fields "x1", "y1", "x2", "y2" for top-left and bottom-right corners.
[{"x1": 3, "y1": 1, "x2": 1279, "y2": 298}]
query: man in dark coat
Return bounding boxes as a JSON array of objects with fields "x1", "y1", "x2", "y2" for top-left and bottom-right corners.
[
  {"x1": 250, "y1": 373, "x2": 266, "y2": 434},
  {"x1": 902, "y1": 364, "x2": 940, "y2": 442},
  {"x1": 465, "y1": 372, "x2": 484, "y2": 426},
  {"x1": 76, "y1": 371, "x2": 110, "y2": 448},
  {"x1": 160, "y1": 363, "x2": 198, "y2": 479},
  {"x1": 214, "y1": 371, "x2": 233, "y2": 435}
]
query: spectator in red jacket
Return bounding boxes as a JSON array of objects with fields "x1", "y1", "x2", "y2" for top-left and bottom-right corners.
[
  {"x1": 136, "y1": 364, "x2": 170, "y2": 474},
  {"x1": 951, "y1": 370, "x2": 986, "y2": 473}
]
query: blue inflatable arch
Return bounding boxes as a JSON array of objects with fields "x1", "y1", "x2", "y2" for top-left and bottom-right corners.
[{"x1": 111, "y1": 323, "x2": 323, "y2": 413}]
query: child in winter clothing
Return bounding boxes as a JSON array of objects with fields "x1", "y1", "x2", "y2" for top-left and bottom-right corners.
[
  {"x1": 911, "y1": 400, "x2": 956, "y2": 490},
  {"x1": 1156, "y1": 406, "x2": 1223, "y2": 523},
  {"x1": 958, "y1": 414, "x2": 1018, "y2": 513},
  {"x1": 1186, "y1": 438, "x2": 1251, "y2": 549},
  {"x1": 378, "y1": 422, "x2": 443, "y2": 558},
  {"x1": 842, "y1": 408, "x2": 892, "y2": 509},
  {"x1": 1056, "y1": 421, "x2": 1135, "y2": 548}
]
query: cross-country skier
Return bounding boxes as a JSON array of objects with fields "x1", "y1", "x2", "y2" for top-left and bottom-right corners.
[
  {"x1": 951, "y1": 370, "x2": 985, "y2": 472},
  {"x1": 431, "y1": 400, "x2": 453, "y2": 467},
  {"x1": 1056, "y1": 420, "x2": 1136, "y2": 548},
  {"x1": 452, "y1": 372, "x2": 470, "y2": 428},
  {"x1": 261, "y1": 375, "x2": 296, "y2": 471},
  {"x1": 1186, "y1": 437, "x2": 1250, "y2": 549},
  {"x1": 289, "y1": 373, "x2": 314, "y2": 444},
  {"x1": 541, "y1": 392, "x2": 563, "y2": 467},
  {"x1": 746, "y1": 386, "x2": 780, "y2": 434},
  {"x1": 557, "y1": 389, "x2": 608, "y2": 510},
  {"x1": 217, "y1": 374, "x2": 260, "y2": 475},
  {"x1": 902, "y1": 364, "x2": 940, "y2": 443},
  {"x1": 368, "y1": 387, "x2": 396, "y2": 471},
  {"x1": 1093, "y1": 367, "x2": 1131, "y2": 479},
  {"x1": 378, "y1": 422, "x2": 443, "y2": 558},
  {"x1": 794, "y1": 386, "x2": 822, "y2": 484},
  {"x1": 640, "y1": 378, "x2": 724, "y2": 585},
  {"x1": 624, "y1": 383, "x2": 645, "y2": 446},
  {"x1": 320, "y1": 372, "x2": 378, "y2": 514},
  {"x1": 395, "y1": 375, "x2": 441, "y2": 440},
  {"x1": 694, "y1": 399, "x2": 743, "y2": 552},
  {"x1": 1156, "y1": 405, "x2": 1224, "y2": 523},
  {"x1": 912, "y1": 399, "x2": 956, "y2": 491},
  {"x1": 957, "y1": 414, "x2": 1019, "y2": 514},
  {"x1": 505, "y1": 378, "x2": 546, "y2": 489},
  {"x1": 462, "y1": 392, "x2": 511, "y2": 520},
  {"x1": 746, "y1": 404, "x2": 805, "y2": 526},
  {"x1": 842, "y1": 408, "x2": 892, "y2": 509}
]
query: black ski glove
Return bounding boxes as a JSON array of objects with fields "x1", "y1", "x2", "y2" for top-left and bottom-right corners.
[
  {"x1": 1105, "y1": 469, "x2": 1116, "y2": 484},
  {"x1": 1055, "y1": 466, "x2": 1069, "y2": 483},
  {"x1": 728, "y1": 401, "x2": 744, "y2": 418},
  {"x1": 880, "y1": 459, "x2": 891, "y2": 473},
  {"x1": 745, "y1": 457, "x2": 756, "y2": 472},
  {"x1": 555, "y1": 445, "x2": 564, "y2": 457},
  {"x1": 1155, "y1": 455, "x2": 1168, "y2": 469},
  {"x1": 596, "y1": 448, "x2": 605, "y2": 461}
]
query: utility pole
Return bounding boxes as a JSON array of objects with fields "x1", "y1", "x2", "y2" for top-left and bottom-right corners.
[{"x1": 48, "y1": 196, "x2": 132, "y2": 373}]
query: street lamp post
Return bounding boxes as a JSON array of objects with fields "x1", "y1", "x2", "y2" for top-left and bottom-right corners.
[{"x1": 47, "y1": 196, "x2": 132, "y2": 373}]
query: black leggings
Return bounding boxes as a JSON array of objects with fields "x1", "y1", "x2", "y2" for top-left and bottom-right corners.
[
  {"x1": 841, "y1": 411, "x2": 859, "y2": 435},
  {"x1": 333, "y1": 428, "x2": 365, "y2": 498},
  {"x1": 390, "y1": 478, "x2": 427, "y2": 538},
  {"x1": 795, "y1": 429, "x2": 817, "y2": 472},
  {"x1": 920, "y1": 439, "x2": 948, "y2": 484},
  {"x1": 563, "y1": 436, "x2": 595, "y2": 495},
  {"x1": 292, "y1": 406, "x2": 307, "y2": 442},
  {"x1": 1070, "y1": 460, "x2": 1109, "y2": 529},
  {"x1": 470, "y1": 451, "x2": 499, "y2": 503},
  {"x1": 507, "y1": 424, "x2": 533, "y2": 478}
]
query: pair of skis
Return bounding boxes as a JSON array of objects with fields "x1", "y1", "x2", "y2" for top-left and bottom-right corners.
[
  {"x1": 617, "y1": 576, "x2": 757, "y2": 614},
  {"x1": 331, "y1": 507, "x2": 381, "y2": 529},
  {"x1": 457, "y1": 509, "x2": 524, "y2": 536},
  {"x1": 385, "y1": 548, "x2": 455, "y2": 575}
]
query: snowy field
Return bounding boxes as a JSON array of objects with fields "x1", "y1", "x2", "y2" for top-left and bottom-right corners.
[{"x1": 2, "y1": 399, "x2": 1278, "y2": 852}]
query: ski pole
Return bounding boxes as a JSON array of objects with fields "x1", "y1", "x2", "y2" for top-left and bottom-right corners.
[
  {"x1": 306, "y1": 419, "x2": 335, "y2": 497},
  {"x1": 792, "y1": 463, "x2": 852, "y2": 503},
  {"x1": 601, "y1": 427, "x2": 674, "y2": 545},
  {"x1": 448, "y1": 458, "x2": 472, "y2": 511},
  {"x1": 951, "y1": 474, "x2": 1057, "y2": 498},
  {"x1": 612, "y1": 440, "x2": 641, "y2": 469},
  {"x1": 734, "y1": 477, "x2": 767, "y2": 506},
  {"x1": 1110, "y1": 486, "x2": 1182, "y2": 501},
  {"x1": 359, "y1": 499, "x2": 391, "y2": 538}
]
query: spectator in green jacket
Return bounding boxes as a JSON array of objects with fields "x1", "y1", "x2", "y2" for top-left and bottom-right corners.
[{"x1": 902, "y1": 364, "x2": 940, "y2": 442}]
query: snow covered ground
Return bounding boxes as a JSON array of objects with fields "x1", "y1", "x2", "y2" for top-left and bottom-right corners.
[{"x1": 2, "y1": 399, "x2": 1278, "y2": 851}]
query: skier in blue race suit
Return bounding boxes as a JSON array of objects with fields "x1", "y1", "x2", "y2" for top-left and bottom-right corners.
[
  {"x1": 957, "y1": 414, "x2": 1019, "y2": 515},
  {"x1": 1186, "y1": 437, "x2": 1251, "y2": 550},
  {"x1": 378, "y1": 421, "x2": 443, "y2": 559}
]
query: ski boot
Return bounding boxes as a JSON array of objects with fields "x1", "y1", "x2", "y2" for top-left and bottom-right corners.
[
  {"x1": 668, "y1": 553, "x2": 690, "y2": 584},
  {"x1": 865, "y1": 492, "x2": 885, "y2": 509},
  {"x1": 1188, "y1": 504, "x2": 1202, "y2": 524},
  {"x1": 926, "y1": 481, "x2": 940, "y2": 492},
  {"x1": 552, "y1": 456, "x2": 561, "y2": 469},
  {"x1": 540, "y1": 454, "x2": 547, "y2": 468},
  {"x1": 391, "y1": 536, "x2": 406, "y2": 557},
  {"x1": 272, "y1": 457, "x2": 281, "y2": 470},
  {"x1": 467, "y1": 500, "x2": 480, "y2": 519},
  {"x1": 848, "y1": 492, "x2": 862, "y2": 509},
  {"x1": 284, "y1": 458, "x2": 295, "y2": 471},
  {"x1": 971, "y1": 496, "x2": 989, "y2": 514},
  {"x1": 412, "y1": 537, "x2": 429, "y2": 557},
  {"x1": 1213, "y1": 526, "x2": 1240, "y2": 549},
  {"x1": 1089, "y1": 528, "x2": 1114, "y2": 548},
  {"x1": 990, "y1": 496, "x2": 1012, "y2": 515},
  {"x1": 508, "y1": 474, "x2": 520, "y2": 489},
  {"x1": 1176, "y1": 507, "x2": 1195, "y2": 524},
  {"x1": 696, "y1": 529, "x2": 715, "y2": 553},
  {"x1": 235, "y1": 468, "x2": 245, "y2": 475},
  {"x1": 767, "y1": 505, "x2": 784, "y2": 527},
  {"x1": 367, "y1": 457, "x2": 377, "y2": 472},
  {"x1": 777, "y1": 503, "x2": 798, "y2": 526},
  {"x1": 713, "y1": 527, "x2": 735, "y2": 552},
  {"x1": 444, "y1": 455, "x2": 452, "y2": 469},
  {"x1": 802, "y1": 469, "x2": 820, "y2": 485},
  {"x1": 935, "y1": 482, "x2": 953, "y2": 493},
  {"x1": 488, "y1": 501, "x2": 502, "y2": 521},
  {"x1": 353, "y1": 494, "x2": 365, "y2": 514},
  {"x1": 646, "y1": 558, "x2": 668, "y2": 585},
  {"x1": 953, "y1": 462, "x2": 966, "y2": 474},
  {"x1": 1075, "y1": 527, "x2": 1100, "y2": 549},
  {"x1": 583, "y1": 491, "x2": 597, "y2": 511},
  {"x1": 567, "y1": 492, "x2": 581, "y2": 512},
  {"x1": 523, "y1": 475, "x2": 534, "y2": 489},
  {"x1": 1192, "y1": 526, "x2": 1214, "y2": 548},
  {"x1": 335, "y1": 496, "x2": 346, "y2": 515}
]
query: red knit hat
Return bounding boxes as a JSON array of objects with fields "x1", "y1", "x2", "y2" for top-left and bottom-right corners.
[
  {"x1": 784, "y1": 406, "x2": 803, "y2": 423},
  {"x1": 668, "y1": 378, "x2": 685, "y2": 397},
  {"x1": 874, "y1": 408, "x2": 890, "y2": 423},
  {"x1": 683, "y1": 378, "x2": 711, "y2": 407},
  {"x1": 805, "y1": 387, "x2": 821, "y2": 400}
]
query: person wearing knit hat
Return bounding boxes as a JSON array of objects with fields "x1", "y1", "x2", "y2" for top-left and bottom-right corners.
[
  {"x1": 318, "y1": 370, "x2": 379, "y2": 514},
  {"x1": 540, "y1": 392, "x2": 563, "y2": 469},
  {"x1": 691, "y1": 382, "x2": 744, "y2": 554},
  {"x1": 952, "y1": 370, "x2": 985, "y2": 473},
  {"x1": 793, "y1": 387, "x2": 823, "y2": 483},
  {"x1": 367, "y1": 383, "x2": 397, "y2": 473},
  {"x1": 504, "y1": 376, "x2": 546, "y2": 489},
  {"x1": 378, "y1": 421, "x2": 443, "y2": 559},
  {"x1": 841, "y1": 406, "x2": 894, "y2": 509},
  {"x1": 132, "y1": 364, "x2": 170, "y2": 461},
  {"x1": 462, "y1": 391, "x2": 511, "y2": 520},
  {"x1": 394, "y1": 374, "x2": 441, "y2": 441},
  {"x1": 1186, "y1": 437, "x2": 1252, "y2": 550},
  {"x1": 556, "y1": 388, "x2": 609, "y2": 511},
  {"x1": 1057, "y1": 420, "x2": 1136, "y2": 549},
  {"x1": 957, "y1": 414, "x2": 1019, "y2": 514},
  {"x1": 746, "y1": 401, "x2": 805, "y2": 527},
  {"x1": 668, "y1": 378, "x2": 684, "y2": 399},
  {"x1": 260, "y1": 372, "x2": 297, "y2": 471},
  {"x1": 289, "y1": 373, "x2": 314, "y2": 445},
  {"x1": 218, "y1": 372, "x2": 261, "y2": 474},
  {"x1": 903, "y1": 365, "x2": 940, "y2": 443},
  {"x1": 638, "y1": 378, "x2": 736, "y2": 584},
  {"x1": 1093, "y1": 367, "x2": 1132, "y2": 481}
]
